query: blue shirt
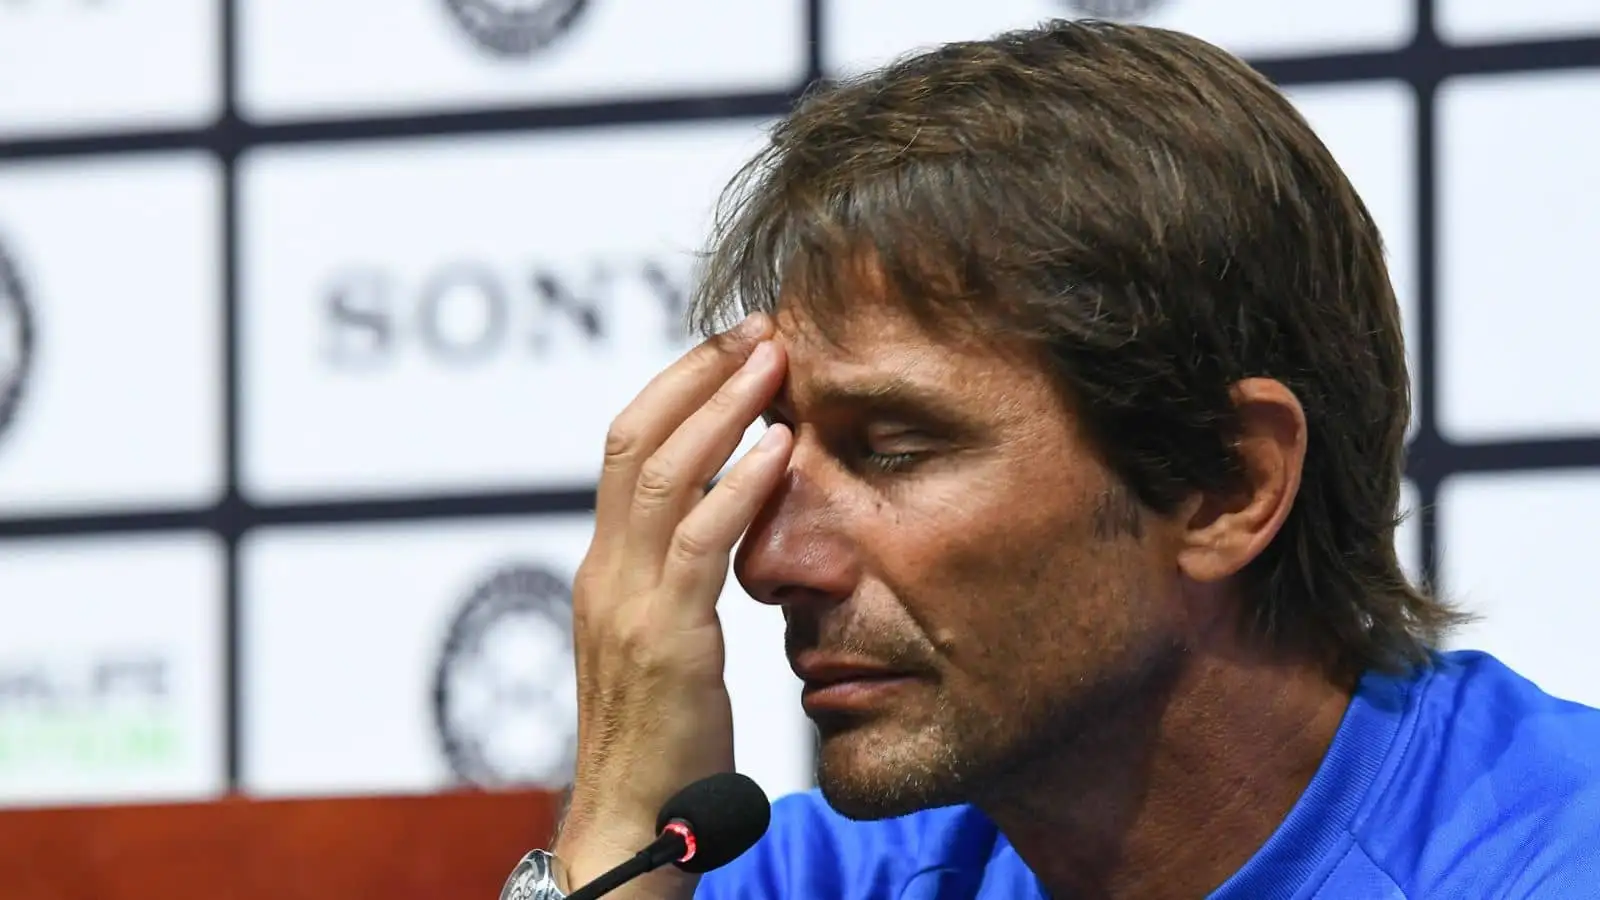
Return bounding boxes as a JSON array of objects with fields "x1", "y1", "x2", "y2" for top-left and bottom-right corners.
[{"x1": 697, "y1": 650, "x2": 1600, "y2": 898}]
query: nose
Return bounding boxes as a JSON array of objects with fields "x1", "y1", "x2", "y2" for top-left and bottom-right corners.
[{"x1": 734, "y1": 465, "x2": 858, "y2": 609}]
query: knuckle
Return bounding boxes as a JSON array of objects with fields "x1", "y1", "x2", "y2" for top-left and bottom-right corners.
[
  {"x1": 614, "y1": 614, "x2": 654, "y2": 654},
  {"x1": 667, "y1": 526, "x2": 719, "y2": 568},
  {"x1": 602, "y1": 419, "x2": 644, "y2": 470},
  {"x1": 577, "y1": 604, "x2": 662, "y2": 674},
  {"x1": 572, "y1": 562, "x2": 604, "y2": 603},
  {"x1": 633, "y1": 459, "x2": 679, "y2": 507},
  {"x1": 614, "y1": 618, "x2": 670, "y2": 674}
]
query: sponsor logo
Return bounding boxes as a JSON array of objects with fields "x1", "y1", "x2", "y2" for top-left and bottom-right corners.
[
  {"x1": 433, "y1": 564, "x2": 578, "y2": 789},
  {"x1": 0, "y1": 654, "x2": 180, "y2": 776},
  {"x1": 321, "y1": 256, "x2": 692, "y2": 369},
  {"x1": 442, "y1": 0, "x2": 588, "y2": 59},
  {"x1": 0, "y1": 233, "x2": 34, "y2": 446},
  {"x1": 1060, "y1": 0, "x2": 1167, "y2": 20}
]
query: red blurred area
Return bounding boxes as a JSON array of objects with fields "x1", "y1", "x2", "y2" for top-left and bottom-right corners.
[{"x1": 0, "y1": 789, "x2": 559, "y2": 899}]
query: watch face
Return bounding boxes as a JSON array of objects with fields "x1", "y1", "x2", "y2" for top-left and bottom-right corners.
[{"x1": 500, "y1": 850, "x2": 560, "y2": 900}]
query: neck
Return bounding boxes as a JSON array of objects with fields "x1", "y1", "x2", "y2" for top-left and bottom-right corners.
[{"x1": 977, "y1": 646, "x2": 1354, "y2": 900}]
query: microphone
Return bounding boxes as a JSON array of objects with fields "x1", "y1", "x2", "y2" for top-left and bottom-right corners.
[{"x1": 563, "y1": 772, "x2": 771, "y2": 900}]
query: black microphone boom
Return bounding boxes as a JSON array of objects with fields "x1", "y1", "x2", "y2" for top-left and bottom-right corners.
[{"x1": 563, "y1": 772, "x2": 772, "y2": 900}]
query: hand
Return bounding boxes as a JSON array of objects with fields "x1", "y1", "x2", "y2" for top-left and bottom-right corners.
[{"x1": 554, "y1": 313, "x2": 792, "y2": 898}]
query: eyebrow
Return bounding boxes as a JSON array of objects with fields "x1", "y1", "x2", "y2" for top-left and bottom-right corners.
[{"x1": 770, "y1": 373, "x2": 981, "y2": 432}]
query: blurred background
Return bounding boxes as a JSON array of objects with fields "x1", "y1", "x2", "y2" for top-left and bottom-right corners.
[{"x1": 0, "y1": 0, "x2": 1597, "y2": 889}]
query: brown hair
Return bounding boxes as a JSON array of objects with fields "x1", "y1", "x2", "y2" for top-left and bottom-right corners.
[{"x1": 688, "y1": 19, "x2": 1465, "y2": 677}]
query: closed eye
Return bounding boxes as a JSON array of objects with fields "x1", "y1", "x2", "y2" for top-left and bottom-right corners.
[
  {"x1": 762, "y1": 404, "x2": 959, "y2": 478},
  {"x1": 859, "y1": 449, "x2": 925, "y2": 474},
  {"x1": 853, "y1": 427, "x2": 943, "y2": 475}
]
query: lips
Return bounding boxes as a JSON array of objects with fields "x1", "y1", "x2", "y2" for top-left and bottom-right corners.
[
  {"x1": 791, "y1": 654, "x2": 924, "y2": 716},
  {"x1": 790, "y1": 654, "x2": 914, "y2": 687}
]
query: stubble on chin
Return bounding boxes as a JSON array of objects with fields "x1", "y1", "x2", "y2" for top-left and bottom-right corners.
[
  {"x1": 809, "y1": 641, "x2": 1189, "y2": 821},
  {"x1": 809, "y1": 707, "x2": 974, "y2": 820}
]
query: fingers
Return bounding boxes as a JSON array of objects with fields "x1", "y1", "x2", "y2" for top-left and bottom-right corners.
[
  {"x1": 627, "y1": 339, "x2": 786, "y2": 562},
  {"x1": 662, "y1": 423, "x2": 794, "y2": 595},
  {"x1": 592, "y1": 313, "x2": 774, "y2": 553}
]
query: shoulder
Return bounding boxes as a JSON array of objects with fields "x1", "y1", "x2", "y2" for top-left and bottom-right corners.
[
  {"x1": 1492, "y1": 784, "x2": 1600, "y2": 898},
  {"x1": 1419, "y1": 650, "x2": 1600, "y2": 784},
  {"x1": 694, "y1": 790, "x2": 1011, "y2": 900},
  {"x1": 1363, "y1": 650, "x2": 1600, "y2": 896}
]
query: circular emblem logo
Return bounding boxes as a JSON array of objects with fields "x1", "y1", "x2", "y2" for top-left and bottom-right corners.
[
  {"x1": 442, "y1": 0, "x2": 588, "y2": 58},
  {"x1": 433, "y1": 564, "x2": 578, "y2": 789},
  {"x1": 0, "y1": 234, "x2": 34, "y2": 445},
  {"x1": 1061, "y1": 0, "x2": 1166, "y2": 20}
]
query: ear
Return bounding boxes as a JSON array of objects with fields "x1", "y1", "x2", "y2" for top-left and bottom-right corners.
[{"x1": 1176, "y1": 378, "x2": 1307, "y2": 584}]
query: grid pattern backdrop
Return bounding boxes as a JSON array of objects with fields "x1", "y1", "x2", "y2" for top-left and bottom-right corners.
[{"x1": 0, "y1": 0, "x2": 1597, "y2": 810}]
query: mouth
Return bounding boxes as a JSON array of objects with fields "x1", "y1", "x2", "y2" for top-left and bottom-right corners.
[{"x1": 792, "y1": 656, "x2": 923, "y2": 716}]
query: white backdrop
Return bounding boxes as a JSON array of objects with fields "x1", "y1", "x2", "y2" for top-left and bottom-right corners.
[{"x1": 0, "y1": 0, "x2": 1596, "y2": 811}]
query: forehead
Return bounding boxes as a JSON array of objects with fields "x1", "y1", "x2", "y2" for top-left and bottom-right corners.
[
  {"x1": 770, "y1": 299, "x2": 1056, "y2": 416},
  {"x1": 774, "y1": 296, "x2": 932, "y2": 360}
]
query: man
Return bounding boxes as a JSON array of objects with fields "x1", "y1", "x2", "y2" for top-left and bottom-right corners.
[{"x1": 539, "y1": 20, "x2": 1600, "y2": 900}]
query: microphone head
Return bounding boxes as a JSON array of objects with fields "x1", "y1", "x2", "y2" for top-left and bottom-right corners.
[{"x1": 655, "y1": 772, "x2": 772, "y2": 874}]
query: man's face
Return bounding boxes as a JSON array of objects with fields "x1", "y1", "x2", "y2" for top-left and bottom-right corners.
[{"x1": 733, "y1": 299, "x2": 1194, "y2": 819}]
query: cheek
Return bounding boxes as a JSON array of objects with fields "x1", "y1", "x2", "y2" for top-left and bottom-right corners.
[{"x1": 875, "y1": 482, "x2": 1157, "y2": 670}]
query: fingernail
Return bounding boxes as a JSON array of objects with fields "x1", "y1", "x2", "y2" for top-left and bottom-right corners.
[
  {"x1": 734, "y1": 312, "x2": 770, "y2": 339},
  {"x1": 745, "y1": 340, "x2": 778, "y2": 371},
  {"x1": 755, "y1": 424, "x2": 787, "y2": 452}
]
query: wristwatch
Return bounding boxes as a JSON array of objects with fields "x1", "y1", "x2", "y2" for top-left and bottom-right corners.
[{"x1": 499, "y1": 849, "x2": 569, "y2": 900}]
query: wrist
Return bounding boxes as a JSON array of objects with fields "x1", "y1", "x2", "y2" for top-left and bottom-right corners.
[
  {"x1": 551, "y1": 824, "x2": 643, "y2": 887},
  {"x1": 552, "y1": 825, "x2": 700, "y2": 900}
]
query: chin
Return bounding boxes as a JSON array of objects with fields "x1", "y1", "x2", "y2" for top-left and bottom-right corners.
[{"x1": 811, "y1": 720, "x2": 972, "y2": 820}]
